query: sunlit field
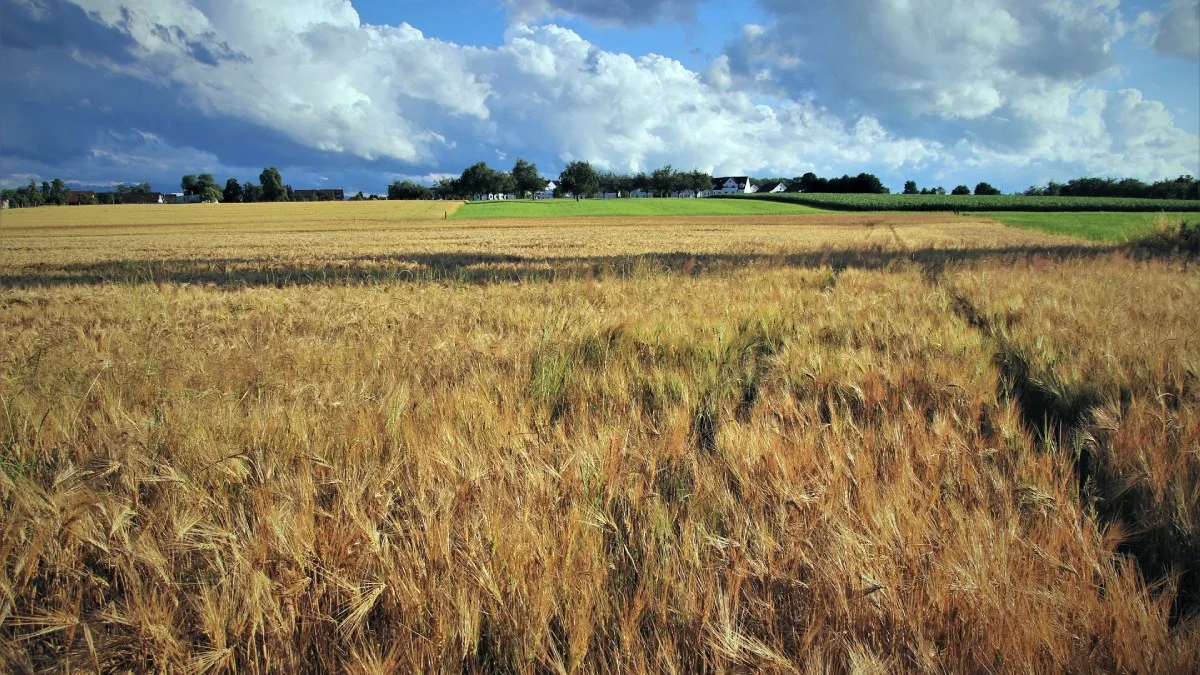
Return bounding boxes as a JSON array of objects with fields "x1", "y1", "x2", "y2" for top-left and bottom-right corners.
[
  {"x1": 454, "y1": 197, "x2": 826, "y2": 219},
  {"x1": 1, "y1": 203, "x2": 1196, "y2": 672}
]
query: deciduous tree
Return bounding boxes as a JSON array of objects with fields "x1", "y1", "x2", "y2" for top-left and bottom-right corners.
[
  {"x1": 260, "y1": 167, "x2": 286, "y2": 201},
  {"x1": 223, "y1": 178, "x2": 243, "y2": 203},
  {"x1": 558, "y1": 161, "x2": 599, "y2": 199},
  {"x1": 511, "y1": 159, "x2": 547, "y2": 198}
]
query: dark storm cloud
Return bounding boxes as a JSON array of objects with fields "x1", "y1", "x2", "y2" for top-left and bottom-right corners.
[{"x1": 1, "y1": 0, "x2": 138, "y2": 57}]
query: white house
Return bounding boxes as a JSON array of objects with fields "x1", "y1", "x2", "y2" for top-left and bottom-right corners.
[
  {"x1": 768, "y1": 182, "x2": 787, "y2": 193},
  {"x1": 711, "y1": 176, "x2": 754, "y2": 194},
  {"x1": 534, "y1": 181, "x2": 557, "y2": 199}
]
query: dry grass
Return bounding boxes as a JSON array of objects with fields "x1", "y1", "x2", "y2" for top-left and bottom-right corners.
[
  {"x1": 0, "y1": 200, "x2": 463, "y2": 233},
  {"x1": 0, "y1": 206, "x2": 1195, "y2": 672},
  {"x1": 3, "y1": 207, "x2": 1090, "y2": 285}
]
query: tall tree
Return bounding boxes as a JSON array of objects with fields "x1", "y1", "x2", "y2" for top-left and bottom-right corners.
[
  {"x1": 903, "y1": 180, "x2": 919, "y2": 195},
  {"x1": 796, "y1": 172, "x2": 826, "y2": 193},
  {"x1": 49, "y1": 178, "x2": 68, "y2": 205},
  {"x1": 460, "y1": 162, "x2": 499, "y2": 197},
  {"x1": 511, "y1": 159, "x2": 547, "y2": 198},
  {"x1": 951, "y1": 185, "x2": 971, "y2": 195},
  {"x1": 242, "y1": 182, "x2": 263, "y2": 203},
  {"x1": 650, "y1": 164, "x2": 675, "y2": 197},
  {"x1": 632, "y1": 172, "x2": 649, "y2": 193},
  {"x1": 197, "y1": 173, "x2": 217, "y2": 195},
  {"x1": 492, "y1": 170, "x2": 515, "y2": 196},
  {"x1": 223, "y1": 178, "x2": 243, "y2": 203},
  {"x1": 974, "y1": 181, "x2": 1001, "y2": 196},
  {"x1": 259, "y1": 167, "x2": 286, "y2": 201},
  {"x1": 433, "y1": 177, "x2": 462, "y2": 199},
  {"x1": 181, "y1": 174, "x2": 200, "y2": 196},
  {"x1": 388, "y1": 180, "x2": 433, "y2": 200},
  {"x1": 558, "y1": 161, "x2": 599, "y2": 199}
]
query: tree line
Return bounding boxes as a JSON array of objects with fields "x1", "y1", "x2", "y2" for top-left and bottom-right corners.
[
  {"x1": 1, "y1": 179, "x2": 72, "y2": 207},
  {"x1": 388, "y1": 160, "x2": 717, "y2": 200},
  {"x1": 1, "y1": 167, "x2": 308, "y2": 207},
  {"x1": 194, "y1": 167, "x2": 291, "y2": 203},
  {"x1": 1022, "y1": 175, "x2": 1198, "y2": 199},
  {"x1": 903, "y1": 180, "x2": 1001, "y2": 196},
  {"x1": 6, "y1": 166, "x2": 1197, "y2": 208},
  {"x1": 3, "y1": 180, "x2": 168, "y2": 207}
]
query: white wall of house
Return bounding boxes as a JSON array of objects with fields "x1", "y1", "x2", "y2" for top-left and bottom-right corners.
[{"x1": 712, "y1": 177, "x2": 753, "y2": 193}]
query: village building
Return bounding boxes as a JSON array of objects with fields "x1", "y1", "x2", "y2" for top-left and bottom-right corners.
[
  {"x1": 710, "y1": 176, "x2": 754, "y2": 194},
  {"x1": 291, "y1": 188, "x2": 345, "y2": 201},
  {"x1": 120, "y1": 192, "x2": 165, "y2": 205},
  {"x1": 67, "y1": 190, "x2": 96, "y2": 205}
]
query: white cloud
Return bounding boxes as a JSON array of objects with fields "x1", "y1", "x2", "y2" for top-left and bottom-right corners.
[
  {"x1": 67, "y1": 0, "x2": 491, "y2": 162},
  {"x1": 51, "y1": 2, "x2": 942, "y2": 178},
  {"x1": 485, "y1": 24, "x2": 943, "y2": 174},
  {"x1": 1153, "y1": 0, "x2": 1200, "y2": 59},
  {"x1": 723, "y1": 0, "x2": 1198, "y2": 179},
  {"x1": 9, "y1": 0, "x2": 1195, "y2": 189}
]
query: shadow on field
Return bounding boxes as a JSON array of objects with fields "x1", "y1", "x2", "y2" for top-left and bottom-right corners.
[{"x1": 0, "y1": 244, "x2": 1133, "y2": 289}]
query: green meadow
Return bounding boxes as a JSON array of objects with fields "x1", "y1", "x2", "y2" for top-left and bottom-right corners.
[
  {"x1": 452, "y1": 197, "x2": 827, "y2": 219},
  {"x1": 979, "y1": 211, "x2": 1200, "y2": 242}
]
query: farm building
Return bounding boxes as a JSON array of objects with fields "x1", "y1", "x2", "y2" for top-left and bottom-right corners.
[
  {"x1": 711, "y1": 176, "x2": 754, "y2": 194},
  {"x1": 165, "y1": 193, "x2": 206, "y2": 204},
  {"x1": 67, "y1": 190, "x2": 96, "y2": 205},
  {"x1": 534, "y1": 181, "x2": 557, "y2": 199},
  {"x1": 768, "y1": 182, "x2": 787, "y2": 193},
  {"x1": 120, "y1": 192, "x2": 165, "y2": 205},
  {"x1": 291, "y1": 189, "x2": 345, "y2": 201}
]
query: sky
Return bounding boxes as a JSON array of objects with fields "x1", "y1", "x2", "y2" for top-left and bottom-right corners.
[{"x1": 1, "y1": 0, "x2": 1198, "y2": 196}]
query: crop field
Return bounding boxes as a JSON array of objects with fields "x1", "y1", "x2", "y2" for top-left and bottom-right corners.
[
  {"x1": 720, "y1": 191, "x2": 1200, "y2": 214},
  {"x1": 454, "y1": 197, "x2": 825, "y2": 219},
  {"x1": 1, "y1": 204, "x2": 1198, "y2": 672},
  {"x1": 977, "y1": 211, "x2": 1195, "y2": 242}
]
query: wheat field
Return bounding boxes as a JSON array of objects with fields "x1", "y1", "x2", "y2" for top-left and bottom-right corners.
[{"x1": 1, "y1": 204, "x2": 1196, "y2": 672}]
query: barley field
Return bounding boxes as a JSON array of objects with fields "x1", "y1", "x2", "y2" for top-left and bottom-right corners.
[{"x1": 1, "y1": 203, "x2": 1197, "y2": 673}]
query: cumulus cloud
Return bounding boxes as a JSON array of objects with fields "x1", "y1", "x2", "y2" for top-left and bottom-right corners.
[
  {"x1": 721, "y1": 0, "x2": 1198, "y2": 179},
  {"x1": 503, "y1": 0, "x2": 698, "y2": 27},
  {"x1": 61, "y1": 0, "x2": 491, "y2": 163},
  {"x1": 2, "y1": 0, "x2": 1195, "y2": 192},
  {"x1": 484, "y1": 24, "x2": 942, "y2": 174},
  {"x1": 8, "y1": 0, "x2": 941, "y2": 182},
  {"x1": 1153, "y1": 0, "x2": 1200, "y2": 59}
]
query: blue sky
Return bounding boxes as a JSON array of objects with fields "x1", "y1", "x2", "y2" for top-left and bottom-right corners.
[{"x1": 1, "y1": 0, "x2": 1197, "y2": 195}]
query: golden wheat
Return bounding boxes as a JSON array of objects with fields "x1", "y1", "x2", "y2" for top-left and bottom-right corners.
[{"x1": 0, "y1": 205, "x2": 1194, "y2": 672}]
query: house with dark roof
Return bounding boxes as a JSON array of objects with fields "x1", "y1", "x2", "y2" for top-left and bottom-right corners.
[
  {"x1": 291, "y1": 188, "x2": 345, "y2": 202},
  {"x1": 68, "y1": 190, "x2": 96, "y2": 205},
  {"x1": 120, "y1": 192, "x2": 164, "y2": 205},
  {"x1": 711, "y1": 176, "x2": 754, "y2": 194}
]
